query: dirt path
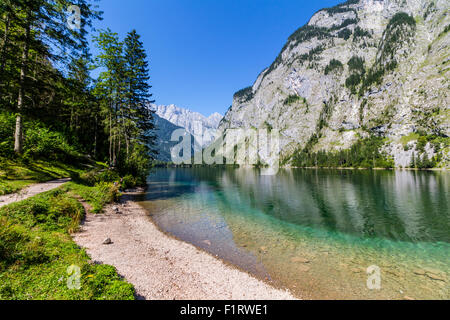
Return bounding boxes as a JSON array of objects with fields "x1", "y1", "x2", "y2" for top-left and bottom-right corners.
[
  {"x1": 73, "y1": 193, "x2": 297, "y2": 300},
  {"x1": 0, "y1": 178, "x2": 71, "y2": 208}
]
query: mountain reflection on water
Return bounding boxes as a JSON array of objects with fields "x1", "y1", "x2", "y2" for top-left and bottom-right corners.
[{"x1": 143, "y1": 168, "x2": 449, "y2": 243}]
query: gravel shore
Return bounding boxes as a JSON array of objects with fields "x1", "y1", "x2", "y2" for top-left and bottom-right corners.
[{"x1": 72, "y1": 193, "x2": 297, "y2": 300}]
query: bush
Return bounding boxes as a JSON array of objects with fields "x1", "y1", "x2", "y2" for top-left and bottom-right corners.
[
  {"x1": 121, "y1": 175, "x2": 138, "y2": 190},
  {"x1": 283, "y1": 95, "x2": 303, "y2": 106},
  {"x1": 348, "y1": 56, "x2": 365, "y2": 73},
  {"x1": 353, "y1": 26, "x2": 372, "y2": 41},
  {"x1": 233, "y1": 86, "x2": 254, "y2": 102},
  {"x1": 24, "y1": 126, "x2": 80, "y2": 163},
  {"x1": 0, "y1": 113, "x2": 15, "y2": 157},
  {"x1": 79, "y1": 169, "x2": 120, "y2": 186},
  {"x1": 337, "y1": 28, "x2": 352, "y2": 40},
  {"x1": 324, "y1": 59, "x2": 343, "y2": 75}
]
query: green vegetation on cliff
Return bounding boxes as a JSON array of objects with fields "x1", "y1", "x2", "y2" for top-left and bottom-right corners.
[{"x1": 291, "y1": 136, "x2": 395, "y2": 169}]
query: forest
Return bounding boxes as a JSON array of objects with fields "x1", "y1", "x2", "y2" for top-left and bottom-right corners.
[
  {"x1": 0, "y1": 0, "x2": 160, "y2": 300},
  {"x1": 0, "y1": 0, "x2": 157, "y2": 183}
]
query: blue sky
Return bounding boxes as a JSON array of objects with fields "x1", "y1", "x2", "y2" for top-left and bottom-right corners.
[{"x1": 91, "y1": 0, "x2": 342, "y2": 116}]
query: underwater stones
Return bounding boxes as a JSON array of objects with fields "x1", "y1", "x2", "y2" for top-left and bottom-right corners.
[
  {"x1": 202, "y1": 240, "x2": 212, "y2": 246},
  {"x1": 413, "y1": 269, "x2": 426, "y2": 276},
  {"x1": 291, "y1": 257, "x2": 311, "y2": 264},
  {"x1": 259, "y1": 246, "x2": 268, "y2": 254},
  {"x1": 425, "y1": 273, "x2": 446, "y2": 282},
  {"x1": 413, "y1": 269, "x2": 446, "y2": 282},
  {"x1": 298, "y1": 265, "x2": 311, "y2": 273}
]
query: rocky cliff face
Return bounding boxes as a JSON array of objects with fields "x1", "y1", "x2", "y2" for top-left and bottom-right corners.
[
  {"x1": 152, "y1": 114, "x2": 195, "y2": 162},
  {"x1": 152, "y1": 104, "x2": 223, "y2": 149},
  {"x1": 219, "y1": 0, "x2": 450, "y2": 168}
]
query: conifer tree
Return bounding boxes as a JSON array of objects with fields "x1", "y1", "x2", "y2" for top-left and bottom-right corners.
[{"x1": 123, "y1": 29, "x2": 157, "y2": 159}]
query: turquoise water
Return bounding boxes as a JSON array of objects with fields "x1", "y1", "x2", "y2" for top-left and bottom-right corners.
[{"x1": 138, "y1": 168, "x2": 449, "y2": 299}]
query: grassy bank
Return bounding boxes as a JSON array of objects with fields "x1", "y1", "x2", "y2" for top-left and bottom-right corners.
[
  {"x1": 0, "y1": 171, "x2": 136, "y2": 300},
  {"x1": 0, "y1": 157, "x2": 90, "y2": 196}
]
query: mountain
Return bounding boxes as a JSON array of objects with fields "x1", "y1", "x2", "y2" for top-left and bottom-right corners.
[
  {"x1": 151, "y1": 104, "x2": 223, "y2": 149},
  {"x1": 152, "y1": 114, "x2": 195, "y2": 162},
  {"x1": 219, "y1": 0, "x2": 449, "y2": 168}
]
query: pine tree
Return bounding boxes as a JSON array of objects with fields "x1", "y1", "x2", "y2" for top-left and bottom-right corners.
[
  {"x1": 123, "y1": 30, "x2": 157, "y2": 159},
  {"x1": 5, "y1": 0, "x2": 100, "y2": 154},
  {"x1": 93, "y1": 29, "x2": 127, "y2": 167}
]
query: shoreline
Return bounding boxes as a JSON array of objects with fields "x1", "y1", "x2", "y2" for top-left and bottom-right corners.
[
  {"x1": 153, "y1": 164, "x2": 449, "y2": 172},
  {"x1": 72, "y1": 192, "x2": 297, "y2": 300}
]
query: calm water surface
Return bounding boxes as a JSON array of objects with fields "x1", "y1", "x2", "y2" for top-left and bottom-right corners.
[{"x1": 138, "y1": 168, "x2": 449, "y2": 299}]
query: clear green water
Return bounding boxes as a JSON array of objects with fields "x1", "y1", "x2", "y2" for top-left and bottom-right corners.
[{"x1": 138, "y1": 168, "x2": 449, "y2": 300}]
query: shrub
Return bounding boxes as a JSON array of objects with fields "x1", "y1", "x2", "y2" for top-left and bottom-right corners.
[
  {"x1": 348, "y1": 56, "x2": 365, "y2": 73},
  {"x1": 0, "y1": 113, "x2": 15, "y2": 158},
  {"x1": 353, "y1": 26, "x2": 372, "y2": 41},
  {"x1": 324, "y1": 59, "x2": 343, "y2": 75},
  {"x1": 337, "y1": 28, "x2": 352, "y2": 40},
  {"x1": 121, "y1": 175, "x2": 138, "y2": 190},
  {"x1": 283, "y1": 95, "x2": 302, "y2": 106},
  {"x1": 233, "y1": 87, "x2": 254, "y2": 102}
]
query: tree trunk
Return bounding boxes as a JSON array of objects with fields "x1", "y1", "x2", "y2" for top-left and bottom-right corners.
[
  {"x1": 109, "y1": 112, "x2": 112, "y2": 166},
  {"x1": 93, "y1": 114, "x2": 98, "y2": 158},
  {"x1": 0, "y1": 11, "x2": 11, "y2": 75},
  {"x1": 15, "y1": 12, "x2": 31, "y2": 155}
]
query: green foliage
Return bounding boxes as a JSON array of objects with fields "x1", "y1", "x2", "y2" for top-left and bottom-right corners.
[
  {"x1": 408, "y1": 134, "x2": 449, "y2": 169},
  {"x1": 292, "y1": 136, "x2": 394, "y2": 169},
  {"x1": 379, "y1": 12, "x2": 416, "y2": 62},
  {"x1": 121, "y1": 175, "x2": 138, "y2": 190},
  {"x1": 0, "y1": 113, "x2": 15, "y2": 157},
  {"x1": 439, "y1": 24, "x2": 450, "y2": 37},
  {"x1": 354, "y1": 13, "x2": 415, "y2": 96},
  {"x1": 234, "y1": 86, "x2": 254, "y2": 102},
  {"x1": 66, "y1": 181, "x2": 120, "y2": 213},
  {"x1": 283, "y1": 95, "x2": 304, "y2": 106},
  {"x1": 359, "y1": 61, "x2": 397, "y2": 95},
  {"x1": 388, "y1": 12, "x2": 416, "y2": 29},
  {"x1": 321, "y1": 1, "x2": 359, "y2": 15},
  {"x1": 331, "y1": 19, "x2": 357, "y2": 31},
  {"x1": 0, "y1": 189, "x2": 134, "y2": 300},
  {"x1": 325, "y1": 59, "x2": 343, "y2": 75},
  {"x1": 296, "y1": 45, "x2": 325, "y2": 67},
  {"x1": 337, "y1": 28, "x2": 352, "y2": 40},
  {"x1": 423, "y1": 2, "x2": 435, "y2": 20},
  {"x1": 24, "y1": 126, "x2": 80, "y2": 163},
  {"x1": 0, "y1": 155, "x2": 85, "y2": 196},
  {"x1": 0, "y1": 112, "x2": 81, "y2": 163},
  {"x1": 353, "y1": 26, "x2": 372, "y2": 41},
  {"x1": 0, "y1": 189, "x2": 83, "y2": 233},
  {"x1": 345, "y1": 56, "x2": 365, "y2": 93},
  {"x1": 288, "y1": 25, "x2": 330, "y2": 48},
  {"x1": 348, "y1": 56, "x2": 365, "y2": 73}
]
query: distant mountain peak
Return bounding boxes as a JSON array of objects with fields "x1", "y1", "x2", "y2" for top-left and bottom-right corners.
[{"x1": 150, "y1": 104, "x2": 223, "y2": 148}]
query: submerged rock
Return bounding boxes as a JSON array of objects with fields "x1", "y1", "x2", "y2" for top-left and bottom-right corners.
[{"x1": 291, "y1": 257, "x2": 311, "y2": 264}]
